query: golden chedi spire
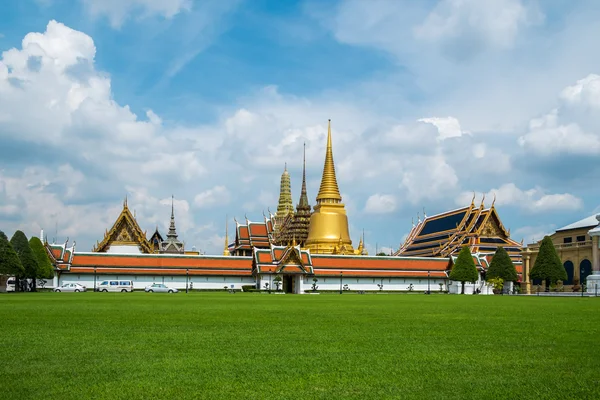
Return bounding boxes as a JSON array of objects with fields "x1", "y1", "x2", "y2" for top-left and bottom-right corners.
[
  {"x1": 316, "y1": 120, "x2": 342, "y2": 203},
  {"x1": 305, "y1": 119, "x2": 354, "y2": 254}
]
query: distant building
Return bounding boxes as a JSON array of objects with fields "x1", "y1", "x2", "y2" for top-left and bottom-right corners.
[{"x1": 522, "y1": 215, "x2": 600, "y2": 292}]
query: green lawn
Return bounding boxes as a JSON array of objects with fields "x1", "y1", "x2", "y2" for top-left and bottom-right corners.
[{"x1": 1, "y1": 292, "x2": 599, "y2": 399}]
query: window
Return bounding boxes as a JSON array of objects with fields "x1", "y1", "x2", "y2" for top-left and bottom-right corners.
[
  {"x1": 577, "y1": 235, "x2": 586, "y2": 242},
  {"x1": 110, "y1": 281, "x2": 118, "y2": 286},
  {"x1": 101, "y1": 281, "x2": 108, "y2": 285},
  {"x1": 119, "y1": 281, "x2": 130, "y2": 286},
  {"x1": 564, "y1": 237, "x2": 572, "y2": 244}
]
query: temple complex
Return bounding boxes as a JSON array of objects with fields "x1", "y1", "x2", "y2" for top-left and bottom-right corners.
[
  {"x1": 396, "y1": 196, "x2": 522, "y2": 262},
  {"x1": 36, "y1": 118, "x2": 520, "y2": 295}
]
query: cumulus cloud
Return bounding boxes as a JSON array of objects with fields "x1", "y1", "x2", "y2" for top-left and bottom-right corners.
[
  {"x1": 455, "y1": 183, "x2": 583, "y2": 213},
  {"x1": 194, "y1": 186, "x2": 231, "y2": 209},
  {"x1": 519, "y1": 75, "x2": 600, "y2": 156},
  {"x1": 418, "y1": 116, "x2": 468, "y2": 140},
  {"x1": 414, "y1": 0, "x2": 542, "y2": 49},
  {"x1": 364, "y1": 194, "x2": 397, "y2": 214}
]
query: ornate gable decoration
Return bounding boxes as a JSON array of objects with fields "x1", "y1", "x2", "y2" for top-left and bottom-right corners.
[
  {"x1": 93, "y1": 198, "x2": 153, "y2": 254},
  {"x1": 275, "y1": 245, "x2": 306, "y2": 274}
]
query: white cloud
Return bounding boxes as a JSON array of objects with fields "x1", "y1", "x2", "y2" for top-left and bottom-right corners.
[
  {"x1": 364, "y1": 194, "x2": 397, "y2": 214},
  {"x1": 455, "y1": 183, "x2": 583, "y2": 212},
  {"x1": 560, "y1": 74, "x2": 600, "y2": 108},
  {"x1": 418, "y1": 116, "x2": 467, "y2": 140},
  {"x1": 81, "y1": 0, "x2": 192, "y2": 27},
  {"x1": 401, "y1": 152, "x2": 459, "y2": 203},
  {"x1": 194, "y1": 186, "x2": 231, "y2": 209},
  {"x1": 414, "y1": 0, "x2": 541, "y2": 48}
]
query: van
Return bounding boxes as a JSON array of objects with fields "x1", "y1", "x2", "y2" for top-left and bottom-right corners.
[
  {"x1": 97, "y1": 280, "x2": 134, "y2": 292},
  {"x1": 6, "y1": 278, "x2": 16, "y2": 292}
]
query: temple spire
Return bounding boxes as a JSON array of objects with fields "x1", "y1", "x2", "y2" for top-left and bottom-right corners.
[
  {"x1": 167, "y1": 195, "x2": 178, "y2": 239},
  {"x1": 275, "y1": 163, "x2": 293, "y2": 224},
  {"x1": 223, "y1": 215, "x2": 230, "y2": 256},
  {"x1": 298, "y1": 142, "x2": 309, "y2": 208},
  {"x1": 316, "y1": 119, "x2": 342, "y2": 203}
]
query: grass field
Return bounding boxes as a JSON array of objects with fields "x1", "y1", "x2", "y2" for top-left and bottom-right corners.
[{"x1": 1, "y1": 292, "x2": 599, "y2": 399}]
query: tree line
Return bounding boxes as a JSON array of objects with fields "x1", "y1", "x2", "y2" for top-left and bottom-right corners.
[{"x1": 0, "y1": 230, "x2": 54, "y2": 291}]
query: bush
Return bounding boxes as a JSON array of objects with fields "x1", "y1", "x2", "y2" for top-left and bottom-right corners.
[
  {"x1": 29, "y1": 236, "x2": 54, "y2": 279},
  {"x1": 487, "y1": 247, "x2": 517, "y2": 283},
  {"x1": 530, "y1": 236, "x2": 567, "y2": 291},
  {"x1": 0, "y1": 231, "x2": 24, "y2": 277},
  {"x1": 449, "y1": 246, "x2": 478, "y2": 294},
  {"x1": 10, "y1": 231, "x2": 37, "y2": 291},
  {"x1": 241, "y1": 285, "x2": 256, "y2": 292}
]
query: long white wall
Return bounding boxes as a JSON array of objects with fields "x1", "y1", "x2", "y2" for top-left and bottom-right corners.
[
  {"x1": 58, "y1": 274, "x2": 255, "y2": 290},
  {"x1": 303, "y1": 276, "x2": 449, "y2": 292}
]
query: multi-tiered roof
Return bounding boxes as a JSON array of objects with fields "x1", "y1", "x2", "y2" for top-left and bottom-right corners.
[{"x1": 395, "y1": 196, "x2": 522, "y2": 262}]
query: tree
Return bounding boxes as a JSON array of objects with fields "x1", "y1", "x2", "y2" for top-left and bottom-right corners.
[
  {"x1": 29, "y1": 236, "x2": 54, "y2": 284},
  {"x1": 449, "y1": 246, "x2": 479, "y2": 294},
  {"x1": 10, "y1": 231, "x2": 38, "y2": 292},
  {"x1": 376, "y1": 252, "x2": 387, "y2": 256},
  {"x1": 530, "y1": 236, "x2": 567, "y2": 291},
  {"x1": 487, "y1": 247, "x2": 518, "y2": 283},
  {"x1": 0, "y1": 230, "x2": 24, "y2": 278}
]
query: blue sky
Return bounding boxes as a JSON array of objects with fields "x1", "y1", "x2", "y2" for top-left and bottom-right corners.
[{"x1": 1, "y1": 0, "x2": 600, "y2": 254}]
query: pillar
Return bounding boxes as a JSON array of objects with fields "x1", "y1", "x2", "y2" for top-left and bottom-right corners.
[
  {"x1": 592, "y1": 236, "x2": 599, "y2": 272},
  {"x1": 524, "y1": 253, "x2": 531, "y2": 295}
]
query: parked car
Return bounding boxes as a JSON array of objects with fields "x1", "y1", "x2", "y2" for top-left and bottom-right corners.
[
  {"x1": 144, "y1": 283, "x2": 178, "y2": 293},
  {"x1": 96, "y1": 280, "x2": 134, "y2": 292},
  {"x1": 5, "y1": 277, "x2": 16, "y2": 292},
  {"x1": 54, "y1": 283, "x2": 87, "y2": 292}
]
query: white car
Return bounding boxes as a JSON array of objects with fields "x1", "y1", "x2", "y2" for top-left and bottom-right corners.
[
  {"x1": 144, "y1": 283, "x2": 178, "y2": 293},
  {"x1": 54, "y1": 283, "x2": 87, "y2": 292}
]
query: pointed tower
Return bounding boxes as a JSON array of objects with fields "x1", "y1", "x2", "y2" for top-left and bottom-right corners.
[
  {"x1": 223, "y1": 216, "x2": 231, "y2": 256},
  {"x1": 305, "y1": 120, "x2": 354, "y2": 254},
  {"x1": 275, "y1": 163, "x2": 294, "y2": 228},
  {"x1": 288, "y1": 142, "x2": 312, "y2": 247},
  {"x1": 160, "y1": 196, "x2": 184, "y2": 254}
]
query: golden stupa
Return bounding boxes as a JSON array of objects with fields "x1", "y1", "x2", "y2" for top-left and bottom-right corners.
[{"x1": 305, "y1": 120, "x2": 355, "y2": 254}]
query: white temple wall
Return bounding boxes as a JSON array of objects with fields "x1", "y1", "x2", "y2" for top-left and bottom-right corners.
[
  {"x1": 303, "y1": 276, "x2": 448, "y2": 293},
  {"x1": 58, "y1": 274, "x2": 254, "y2": 290}
]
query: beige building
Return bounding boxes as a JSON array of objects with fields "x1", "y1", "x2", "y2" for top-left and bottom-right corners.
[{"x1": 522, "y1": 215, "x2": 600, "y2": 292}]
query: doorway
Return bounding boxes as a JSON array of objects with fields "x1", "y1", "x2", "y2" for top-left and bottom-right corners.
[{"x1": 283, "y1": 275, "x2": 294, "y2": 293}]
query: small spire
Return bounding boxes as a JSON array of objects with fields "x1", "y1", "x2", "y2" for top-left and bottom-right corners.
[{"x1": 223, "y1": 215, "x2": 230, "y2": 256}]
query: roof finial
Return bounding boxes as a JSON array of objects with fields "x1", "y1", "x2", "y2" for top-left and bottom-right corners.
[
  {"x1": 423, "y1": 207, "x2": 426, "y2": 218},
  {"x1": 470, "y1": 192, "x2": 475, "y2": 207},
  {"x1": 412, "y1": 217, "x2": 415, "y2": 227},
  {"x1": 491, "y1": 192, "x2": 496, "y2": 207},
  {"x1": 417, "y1": 212, "x2": 421, "y2": 223},
  {"x1": 124, "y1": 195, "x2": 128, "y2": 208},
  {"x1": 481, "y1": 193, "x2": 486, "y2": 208}
]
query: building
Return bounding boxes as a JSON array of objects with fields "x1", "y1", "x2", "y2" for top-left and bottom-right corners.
[
  {"x1": 43, "y1": 119, "x2": 503, "y2": 294},
  {"x1": 396, "y1": 196, "x2": 523, "y2": 262},
  {"x1": 522, "y1": 214, "x2": 600, "y2": 292}
]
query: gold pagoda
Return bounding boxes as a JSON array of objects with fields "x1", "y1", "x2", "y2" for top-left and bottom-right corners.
[{"x1": 305, "y1": 120, "x2": 361, "y2": 255}]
